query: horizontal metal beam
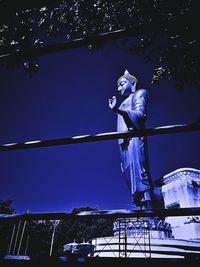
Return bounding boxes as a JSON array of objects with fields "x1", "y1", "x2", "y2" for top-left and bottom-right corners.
[
  {"x1": 0, "y1": 29, "x2": 126, "y2": 61},
  {"x1": 0, "y1": 207, "x2": 200, "y2": 222},
  {"x1": 0, "y1": 122, "x2": 200, "y2": 152}
]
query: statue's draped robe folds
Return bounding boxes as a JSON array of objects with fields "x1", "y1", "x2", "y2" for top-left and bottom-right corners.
[{"x1": 117, "y1": 89, "x2": 151, "y2": 203}]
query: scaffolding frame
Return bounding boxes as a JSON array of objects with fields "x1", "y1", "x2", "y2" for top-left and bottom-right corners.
[{"x1": 117, "y1": 218, "x2": 151, "y2": 258}]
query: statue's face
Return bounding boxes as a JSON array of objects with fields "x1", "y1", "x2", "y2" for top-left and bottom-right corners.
[{"x1": 117, "y1": 77, "x2": 133, "y2": 96}]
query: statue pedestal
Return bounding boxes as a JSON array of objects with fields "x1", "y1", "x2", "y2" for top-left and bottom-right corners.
[
  {"x1": 92, "y1": 217, "x2": 200, "y2": 258},
  {"x1": 161, "y1": 168, "x2": 200, "y2": 240},
  {"x1": 113, "y1": 217, "x2": 172, "y2": 239},
  {"x1": 91, "y1": 168, "x2": 200, "y2": 258},
  {"x1": 171, "y1": 222, "x2": 200, "y2": 240}
]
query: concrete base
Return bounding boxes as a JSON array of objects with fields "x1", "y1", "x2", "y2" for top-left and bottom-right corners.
[
  {"x1": 92, "y1": 235, "x2": 200, "y2": 258},
  {"x1": 170, "y1": 222, "x2": 200, "y2": 240}
]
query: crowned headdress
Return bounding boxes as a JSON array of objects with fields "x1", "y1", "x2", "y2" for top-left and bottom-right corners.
[{"x1": 117, "y1": 69, "x2": 138, "y2": 85}]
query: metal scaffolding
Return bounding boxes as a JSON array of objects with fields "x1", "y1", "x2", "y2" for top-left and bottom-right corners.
[{"x1": 116, "y1": 218, "x2": 151, "y2": 258}]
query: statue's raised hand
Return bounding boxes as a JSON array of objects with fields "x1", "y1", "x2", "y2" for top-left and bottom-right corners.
[{"x1": 109, "y1": 96, "x2": 117, "y2": 111}]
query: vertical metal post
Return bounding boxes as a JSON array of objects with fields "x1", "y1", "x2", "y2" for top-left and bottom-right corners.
[
  {"x1": 148, "y1": 220, "x2": 151, "y2": 258},
  {"x1": 49, "y1": 220, "x2": 59, "y2": 256},
  {"x1": 24, "y1": 234, "x2": 29, "y2": 255},
  {"x1": 118, "y1": 218, "x2": 128, "y2": 258},
  {"x1": 124, "y1": 220, "x2": 127, "y2": 258},
  {"x1": 17, "y1": 220, "x2": 26, "y2": 255},
  {"x1": 118, "y1": 219, "x2": 121, "y2": 257},
  {"x1": 8, "y1": 224, "x2": 16, "y2": 254},
  {"x1": 13, "y1": 221, "x2": 21, "y2": 255}
]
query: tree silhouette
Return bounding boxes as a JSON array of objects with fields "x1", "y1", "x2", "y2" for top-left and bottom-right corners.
[
  {"x1": 54, "y1": 206, "x2": 114, "y2": 256},
  {"x1": 0, "y1": 0, "x2": 199, "y2": 89},
  {"x1": 0, "y1": 199, "x2": 16, "y2": 256}
]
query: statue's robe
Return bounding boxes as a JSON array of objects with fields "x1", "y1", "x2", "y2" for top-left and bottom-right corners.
[{"x1": 117, "y1": 89, "x2": 152, "y2": 205}]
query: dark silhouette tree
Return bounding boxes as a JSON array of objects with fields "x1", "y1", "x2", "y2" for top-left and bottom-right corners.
[
  {"x1": 54, "y1": 206, "x2": 114, "y2": 256},
  {"x1": 0, "y1": 0, "x2": 199, "y2": 89},
  {"x1": 0, "y1": 199, "x2": 16, "y2": 214},
  {"x1": 27, "y1": 220, "x2": 54, "y2": 258},
  {"x1": 0, "y1": 199, "x2": 16, "y2": 256}
]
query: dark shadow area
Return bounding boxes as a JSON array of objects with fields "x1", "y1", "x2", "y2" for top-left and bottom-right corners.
[{"x1": 1, "y1": 255, "x2": 200, "y2": 267}]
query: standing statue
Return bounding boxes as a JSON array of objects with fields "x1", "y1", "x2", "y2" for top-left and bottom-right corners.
[{"x1": 109, "y1": 70, "x2": 154, "y2": 209}]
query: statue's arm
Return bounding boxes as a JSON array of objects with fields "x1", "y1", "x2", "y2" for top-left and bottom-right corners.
[
  {"x1": 109, "y1": 97, "x2": 131, "y2": 123},
  {"x1": 109, "y1": 89, "x2": 148, "y2": 129},
  {"x1": 125, "y1": 89, "x2": 148, "y2": 129}
]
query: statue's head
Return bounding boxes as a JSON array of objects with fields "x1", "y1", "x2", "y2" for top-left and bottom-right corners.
[
  {"x1": 117, "y1": 69, "x2": 138, "y2": 96},
  {"x1": 118, "y1": 69, "x2": 138, "y2": 85}
]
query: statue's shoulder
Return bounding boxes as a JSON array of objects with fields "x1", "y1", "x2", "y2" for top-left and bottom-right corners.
[{"x1": 134, "y1": 88, "x2": 149, "y2": 98}]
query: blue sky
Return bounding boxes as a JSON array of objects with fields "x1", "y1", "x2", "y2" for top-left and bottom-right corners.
[{"x1": 0, "y1": 40, "x2": 200, "y2": 213}]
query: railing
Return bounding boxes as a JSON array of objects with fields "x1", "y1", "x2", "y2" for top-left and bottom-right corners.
[
  {"x1": 0, "y1": 122, "x2": 200, "y2": 152},
  {"x1": 1, "y1": 121, "x2": 200, "y2": 222},
  {"x1": 1, "y1": 207, "x2": 200, "y2": 222},
  {"x1": 1, "y1": 122, "x2": 200, "y2": 264}
]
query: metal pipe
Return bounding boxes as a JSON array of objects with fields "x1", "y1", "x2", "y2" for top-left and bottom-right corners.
[
  {"x1": 49, "y1": 221, "x2": 57, "y2": 256},
  {"x1": 24, "y1": 234, "x2": 29, "y2": 255},
  {"x1": 12, "y1": 221, "x2": 21, "y2": 255},
  {"x1": 7, "y1": 224, "x2": 16, "y2": 255},
  {"x1": 0, "y1": 122, "x2": 200, "y2": 152},
  {"x1": 0, "y1": 207, "x2": 200, "y2": 222},
  {"x1": 17, "y1": 220, "x2": 26, "y2": 255}
]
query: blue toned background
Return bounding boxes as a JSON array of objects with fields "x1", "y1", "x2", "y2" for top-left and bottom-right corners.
[{"x1": 0, "y1": 41, "x2": 200, "y2": 213}]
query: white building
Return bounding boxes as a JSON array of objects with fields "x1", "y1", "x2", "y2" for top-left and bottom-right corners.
[{"x1": 91, "y1": 168, "x2": 200, "y2": 258}]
